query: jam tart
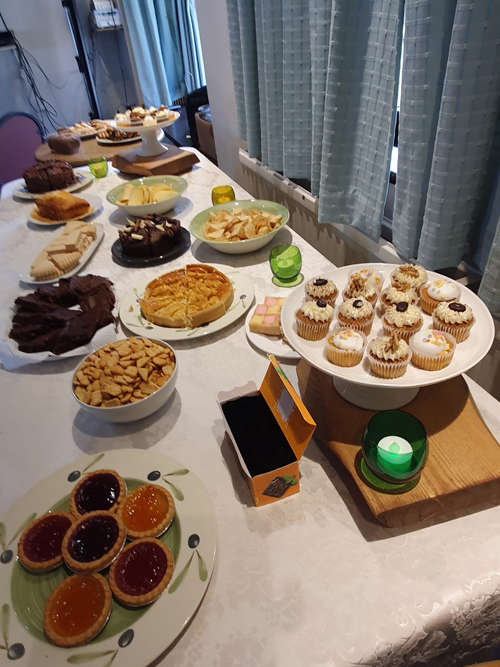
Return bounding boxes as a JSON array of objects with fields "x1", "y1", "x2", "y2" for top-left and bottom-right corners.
[
  {"x1": 18, "y1": 511, "x2": 74, "y2": 572},
  {"x1": 69, "y1": 469, "x2": 127, "y2": 518},
  {"x1": 109, "y1": 538, "x2": 174, "y2": 607},
  {"x1": 43, "y1": 573, "x2": 112, "y2": 647},
  {"x1": 120, "y1": 484, "x2": 175, "y2": 540},
  {"x1": 62, "y1": 511, "x2": 126, "y2": 574}
]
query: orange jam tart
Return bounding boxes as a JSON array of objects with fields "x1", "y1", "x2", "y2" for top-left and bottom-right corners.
[
  {"x1": 109, "y1": 538, "x2": 174, "y2": 607},
  {"x1": 18, "y1": 511, "x2": 74, "y2": 572},
  {"x1": 62, "y1": 511, "x2": 126, "y2": 574},
  {"x1": 43, "y1": 573, "x2": 112, "y2": 647},
  {"x1": 120, "y1": 484, "x2": 175, "y2": 539},
  {"x1": 69, "y1": 469, "x2": 127, "y2": 518}
]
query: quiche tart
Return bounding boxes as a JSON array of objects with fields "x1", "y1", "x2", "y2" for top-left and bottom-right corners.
[
  {"x1": 43, "y1": 573, "x2": 112, "y2": 647},
  {"x1": 18, "y1": 511, "x2": 74, "y2": 572},
  {"x1": 140, "y1": 264, "x2": 234, "y2": 329},
  {"x1": 62, "y1": 511, "x2": 126, "y2": 574},
  {"x1": 109, "y1": 538, "x2": 174, "y2": 607},
  {"x1": 120, "y1": 484, "x2": 175, "y2": 539},
  {"x1": 69, "y1": 469, "x2": 127, "y2": 518}
]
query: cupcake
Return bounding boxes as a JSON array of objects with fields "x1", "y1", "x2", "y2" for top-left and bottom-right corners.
[
  {"x1": 348, "y1": 268, "x2": 384, "y2": 292},
  {"x1": 391, "y1": 263, "x2": 428, "y2": 293},
  {"x1": 342, "y1": 276, "x2": 377, "y2": 306},
  {"x1": 368, "y1": 333, "x2": 412, "y2": 379},
  {"x1": 420, "y1": 279, "x2": 461, "y2": 315},
  {"x1": 131, "y1": 106, "x2": 147, "y2": 117},
  {"x1": 295, "y1": 300, "x2": 334, "y2": 341},
  {"x1": 325, "y1": 328, "x2": 366, "y2": 367},
  {"x1": 305, "y1": 277, "x2": 338, "y2": 307},
  {"x1": 115, "y1": 113, "x2": 128, "y2": 127},
  {"x1": 432, "y1": 301, "x2": 475, "y2": 343},
  {"x1": 143, "y1": 115, "x2": 156, "y2": 126},
  {"x1": 409, "y1": 329, "x2": 456, "y2": 371},
  {"x1": 382, "y1": 302, "x2": 423, "y2": 342},
  {"x1": 337, "y1": 297, "x2": 374, "y2": 335},
  {"x1": 380, "y1": 285, "x2": 418, "y2": 313}
]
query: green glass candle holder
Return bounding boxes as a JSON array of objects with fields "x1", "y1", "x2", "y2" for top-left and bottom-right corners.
[
  {"x1": 362, "y1": 410, "x2": 428, "y2": 484},
  {"x1": 211, "y1": 185, "x2": 235, "y2": 205},
  {"x1": 88, "y1": 157, "x2": 108, "y2": 178},
  {"x1": 269, "y1": 244, "x2": 302, "y2": 287}
]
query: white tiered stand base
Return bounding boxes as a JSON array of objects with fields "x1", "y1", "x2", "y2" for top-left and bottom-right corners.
[
  {"x1": 332, "y1": 378, "x2": 420, "y2": 410},
  {"x1": 116, "y1": 112, "x2": 180, "y2": 157}
]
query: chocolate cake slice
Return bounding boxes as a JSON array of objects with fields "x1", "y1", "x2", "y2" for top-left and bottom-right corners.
[
  {"x1": 22, "y1": 160, "x2": 77, "y2": 194},
  {"x1": 119, "y1": 215, "x2": 184, "y2": 258}
]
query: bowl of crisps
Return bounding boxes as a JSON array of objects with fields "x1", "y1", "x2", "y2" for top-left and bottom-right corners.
[
  {"x1": 189, "y1": 199, "x2": 289, "y2": 254},
  {"x1": 72, "y1": 337, "x2": 178, "y2": 423},
  {"x1": 106, "y1": 175, "x2": 188, "y2": 216}
]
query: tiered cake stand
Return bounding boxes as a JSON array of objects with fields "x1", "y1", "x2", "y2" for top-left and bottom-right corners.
[
  {"x1": 281, "y1": 263, "x2": 495, "y2": 410},
  {"x1": 117, "y1": 112, "x2": 180, "y2": 157}
]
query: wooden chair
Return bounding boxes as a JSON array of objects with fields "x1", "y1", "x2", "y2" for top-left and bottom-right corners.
[{"x1": 0, "y1": 112, "x2": 44, "y2": 187}]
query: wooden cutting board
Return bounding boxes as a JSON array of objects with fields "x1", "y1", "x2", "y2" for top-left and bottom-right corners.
[
  {"x1": 297, "y1": 361, "x2": 500, "y2": 527},
  {"x1": 35, "y1": 138, "x2": 136, "y2": 166},
  {"x1": 112, "y1": 144, "x2": 199, "y2": 176}
]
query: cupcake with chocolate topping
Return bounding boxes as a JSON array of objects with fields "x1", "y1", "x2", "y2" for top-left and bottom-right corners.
[
  {"x1": 368, "y1": 333, "x2": 412, "y2": 379},
  {"x1": 382, "y1": 302, "x2": 423, "y2": 342},
  {"x1": 432, "y1": 301, "x2": 475, "y2": 343},
  {"x1": 305, "y1": 277, "x2": 338, "y2": 307},
  {"x1": 348, "y1": 268, "x2": 384, "y2": 292},
  {"x1": 295, "y1": 300, "x2": 334, "y2": 341},
  {"x1": 391, "y1": 263, "x2": 428, "y2": 293},
  {"x1": 409, "y1": 329, "x2": 456, "y2": 371},
  {"x1": 420, "y1": 279, "x2": 461, "y2": 315},
  {"x1": 337, "y1": 297, "x2": 374, "y2": 335},
  {"x1": 325, "y1": 328, "x2": 367, "y2": 367},
  {"x1": 380, "y1": 285, "x2": 418, "y2": 313},
  {"x1": 342, "y1": 276, "x2": 377, "y2": 306}
]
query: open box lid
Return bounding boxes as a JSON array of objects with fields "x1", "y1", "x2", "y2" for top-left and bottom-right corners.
[{"x1": 260, "y1": 355, "x2": 316, "y2": 461}]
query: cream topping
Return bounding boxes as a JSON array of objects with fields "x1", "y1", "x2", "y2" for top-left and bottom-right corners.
[
  {"x1": 434, "y1": 301, "x2": 473, "y2": 324},
  {"x1": 339, "y1": 297, "x2": 373, "y2": 320},
  {"x1": 305, "y1": 278, "x2": 337, "y2": 298},
  {"x1": 344, "y1": 282, "x2": 376, "y2": 300},
  {"x1": 383, "y1": 285, "x2": 418, "y2": 305},
  {"x1": 411, "y1": 329, "x2": 450, "y2": 356},
  {"x1": 349, "y1": 269, "x2": 383, "y2": 290},
  {"x1": 330, "y1": 329, "x2": 364, "y2": 351},
  {"x1": 392, "y1": 263, "x2": 427, "y2": 288},
  {"x1": 427, "y1": 279, "x2": 460, "y2": 301},
  {"x1": 301, "y1": 300, "x2": 333, "y2": 322},
  {"x1": 370, "y1": 335, "x2": 409, "y2": 361},
  {"x1": 384, "y1": 303, "x2": 422, "y2": 327}
]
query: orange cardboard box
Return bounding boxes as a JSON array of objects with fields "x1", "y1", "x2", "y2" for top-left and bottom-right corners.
[{"x1": 218, "y1": 356, "x2": 316, "y2": 507}]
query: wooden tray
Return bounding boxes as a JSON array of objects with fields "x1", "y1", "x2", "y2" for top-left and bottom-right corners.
[
  {"x1": 297, "y1": 361, "x2": 500, "y2": 527},
  {"x1": 111, "y1": 144, "x2": 199, "y2": 176},
  {"x1": 35, "y1": 138, "x2": 132, "y2": 166}
]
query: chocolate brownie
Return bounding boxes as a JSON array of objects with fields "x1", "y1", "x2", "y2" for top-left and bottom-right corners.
[
  {"x1": 119, "y1": 215, "x2": 184, "y2": 258},
  {"x1": 22, "y1": 160, "x2": 77, "y2": 194}
]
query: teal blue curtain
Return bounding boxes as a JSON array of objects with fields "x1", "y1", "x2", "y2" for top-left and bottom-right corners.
[
  {"x1": 227, "y1": 0, "x2": 405, "y2": 241},
  {"x1": 121, "y1": 0, "x2": 206, "y2": 106}
]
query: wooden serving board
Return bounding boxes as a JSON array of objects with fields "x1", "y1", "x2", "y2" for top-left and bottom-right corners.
[
  {"x1": 112, "y1": 144, "x2": 199, "y2": 176},
  {"x1": 297, "y1": 361, "x2": 500, "y2": 527},
  {"x1": 35, "y1": 138, "x2": 135, "y2": 166}
]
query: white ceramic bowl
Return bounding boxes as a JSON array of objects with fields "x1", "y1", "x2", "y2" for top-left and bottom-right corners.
[
  {"x1": 72, "y1": 339, "x2": 178, "y2": 422},
  {"x1": 189, "y1": 199, "x2": 289, "y2": 255},
  {"x1": 106, "y1": 175, "x2": 187, "y2": 216}
]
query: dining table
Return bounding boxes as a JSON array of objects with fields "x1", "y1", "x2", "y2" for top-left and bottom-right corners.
[{"x1": 1, "y1": 149, "x2": 500, "y2": 667}]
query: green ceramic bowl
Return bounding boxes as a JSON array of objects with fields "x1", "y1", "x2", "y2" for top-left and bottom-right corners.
[
  {"x1": 189, "y1": 199, "x2": 289, "y2": 255},
  {"x1": 106, "y1": 175, "x2": 188, "y2": 216}
]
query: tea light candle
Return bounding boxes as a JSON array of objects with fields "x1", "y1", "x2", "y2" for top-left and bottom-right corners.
[
  {"x1": 376, "y1": 435, "x2": 413, "y2": 473},
  {"x1": 276, "y1": 257, "x2": 296, "y2": 278}
]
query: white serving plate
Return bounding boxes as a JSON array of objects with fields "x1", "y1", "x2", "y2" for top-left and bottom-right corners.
[
  {"x1": 19, "y1": 223, "x2": 104, "y2": 285},
  {"x1": 115, "y1": 112, "x2": 180, "y2": 132},
  {"x1": 0, "y1": 448, "x2": 217, "y2": 667},
  {"x1": 119, "y1": 264, "x2": 254, "y2": 341},
  {"x1": 27, "y1": 193, "x2": 102, "y2": 227},
  {"x1": 13, "y1": 171, "x2": 94, "y2": 200},
  {"x1": 281, "y1": 263, "x2": 495, "y2": 389},
  {"x1": 245, "y1": 304, "x2": 300, "y2": 360}
]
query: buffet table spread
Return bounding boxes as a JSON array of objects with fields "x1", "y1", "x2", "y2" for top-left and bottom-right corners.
[{"x1": 1, "y1": 151, "x2": 500, "y2": 666}]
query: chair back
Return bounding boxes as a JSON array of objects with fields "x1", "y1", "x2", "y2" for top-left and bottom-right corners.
[{"x1": 0, "y1": 113, "x2": 44, "y2": 186}]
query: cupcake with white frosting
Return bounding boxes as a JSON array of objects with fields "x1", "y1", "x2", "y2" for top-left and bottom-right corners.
[
  {"x1": 391, "y1": 263, "x2": 428, "y2": 293},
  {"x1": 382, "y1": 302, "x2": 423, "y2": 342},
  {"x1": 380, "y1": 285, "x2": 418, "y2": 313},
  {"x1": 420, "y1": 279, "x2": 461, "y2": 315},
  {"x1": 368, "y1": 333, "x2": 412, "y2": 379},
  {"x1": 348, "y1": 268, "x2": 384, "y2": 292},
  {"x1": 115, "y1": 113, "x2": 128, "y2": 127},
  {"x1": 305, "y1": 277, "x2": 338, "y2": 307},
  {"x1": 325, "y1": 328, "x2": 367, "y2": 367},
  {"x1": 342, "y1": 276, "x2": 377, "y2": 306},
  {"x1": 295, "y1": 300, "x2": 334, "y2": 341},
  {"x1": 337, "y1": 297, "x2": 374, "y2": 335},
  {"x1": 432, "y1": 302, "x2": 475, "y2": 343},
  {"x1": 409, "y1": 329, "x2": 456, "y2": 371}
]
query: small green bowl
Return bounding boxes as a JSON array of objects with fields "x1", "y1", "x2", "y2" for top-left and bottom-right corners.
[
  {"x1": 189, "y1": 199, "x2": 289, "y2": 255},
  {"x1": 106, "y1": 175, "x2": 188, "y2": 216}
]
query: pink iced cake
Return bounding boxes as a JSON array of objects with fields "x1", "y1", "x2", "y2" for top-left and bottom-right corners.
[{"x1": 249, "y1": 296, "x2": 286, "y2": 336}]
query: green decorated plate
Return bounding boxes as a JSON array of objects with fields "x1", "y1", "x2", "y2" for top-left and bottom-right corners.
[{"x1": 0, "y1": 449, "x2": 216, "y2": 665}]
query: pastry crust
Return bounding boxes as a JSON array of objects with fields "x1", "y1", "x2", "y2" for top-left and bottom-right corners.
[
  {"x1": 69, "y1": 469, "x2": 127, "y2": 518},
  {"x1": 120, "y1": 484, "x2": 175, "y2": 540},
  {"x1": 62, "y1": 511, "x2": 126, "y2": 574},
  {"x1": 17, "y1": 511, "x2": 74, "y2": 572}
]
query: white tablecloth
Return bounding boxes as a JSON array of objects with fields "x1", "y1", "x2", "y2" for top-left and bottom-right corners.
[{"x1": 1, "y1": 152, "x2": 500, "y2": 667}]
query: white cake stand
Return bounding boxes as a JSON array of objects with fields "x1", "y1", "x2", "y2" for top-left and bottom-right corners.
[
  {"x1": 281, "y1": 263, "x2": 495, "y2": 410},
  {"x1": 116, "y1": 112, "x2": 180, "y2": 157}
]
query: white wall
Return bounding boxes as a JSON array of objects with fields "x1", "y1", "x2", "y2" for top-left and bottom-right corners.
[
  {"x1": 195, "y1": 0, "x2": 243, "y2": 185},
  {"x1": 0, "y1": 0, "x2": 92, "y2": 128}
]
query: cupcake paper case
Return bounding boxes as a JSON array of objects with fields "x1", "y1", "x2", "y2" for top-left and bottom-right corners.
[
  {"x1": 295, "y1": 299, "x2": 334, "y2": 341},
  {"x1": 409, "y1": 329, "x2": 456, "y2": 371},
  {"x1": 368, "y1": 333, "x2": 412, "y2": 379},
  {"x1": 432, "y1": 302, "x2": 475, "y2": 343},
  {"x1": 325, "y1": 328, "x2": 367, "y2": 367}
]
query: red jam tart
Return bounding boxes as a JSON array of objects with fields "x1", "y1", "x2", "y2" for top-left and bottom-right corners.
[
  {"x1": 120, "y1": 484, "x2": 175, "y2": 540},
  {"x1": 69, "y1": 469, "x2": 127, "y2": 518},
  {"x1": 18, "y1": 511, "x2": 74, "y2": 572},
  {"x1": 109, "y1": 538, "x2": 174, "y2": 607},
  {"x1": 62, "y1": 511, "x2": 126, "y2": 574},
  {"x1": 43, "y1": 573, "x2": 112, "y2": 647}
]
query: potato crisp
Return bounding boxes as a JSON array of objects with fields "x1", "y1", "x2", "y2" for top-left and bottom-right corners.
[{"x1": 203, "y1": 208, "x2": 282, "y2": 242}]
